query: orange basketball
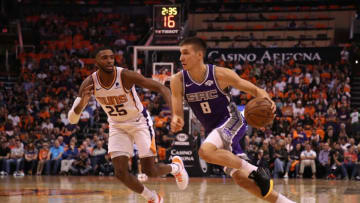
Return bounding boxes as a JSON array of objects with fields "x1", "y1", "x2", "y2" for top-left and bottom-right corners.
[{"x1": 244, "y1": 97, "x2": 274, "y2": 128}]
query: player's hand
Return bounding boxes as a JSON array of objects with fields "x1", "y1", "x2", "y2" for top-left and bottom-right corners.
[
  {"x1": 264, "y1": 97, "x2": 276, "y2": 117},
  {"x1": 171, "y1": 115, "x2": 184, "y2": 133},
  {"x1": 80, "y1": 84, "x2": 94, "y2": 104}
]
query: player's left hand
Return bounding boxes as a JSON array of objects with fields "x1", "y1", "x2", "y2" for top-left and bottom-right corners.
[{"x1": 171, "y1": 115, "x2": 184, "y2": 133}]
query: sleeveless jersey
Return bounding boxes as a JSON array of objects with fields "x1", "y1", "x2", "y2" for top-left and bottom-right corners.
[
  {"x1": 91, "y1": 67, "x2": 144, "y2": 124},
  {"x1": 183, "y1": 64, "x2": 232, "y2": 134}
]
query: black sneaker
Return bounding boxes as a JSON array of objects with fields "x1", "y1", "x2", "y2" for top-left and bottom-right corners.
[{"x1": 248, "y1": 167, "x2": 273, "y2": 198}]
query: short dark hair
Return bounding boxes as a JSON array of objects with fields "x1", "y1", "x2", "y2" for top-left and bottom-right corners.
[
  {"x1": 92, "y1": 46, "x2": 114, "y2": 58},
  {"x1": 179, "y1": 37, "x2": 207, "y2": 55}
]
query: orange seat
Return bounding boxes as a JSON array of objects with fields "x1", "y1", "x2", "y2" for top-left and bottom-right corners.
[
  {"x1": 225, "y1": 25, "x2": 235, "y2": 30},
  {"x1": 329, "y1": 5, "x2": 340, "y2": 9}
]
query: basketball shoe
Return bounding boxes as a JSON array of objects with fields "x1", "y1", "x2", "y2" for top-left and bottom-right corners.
[
  {"x1": 172, "y1": 156, "x2": 189, "y2": 190},
  {"x1": 248, "y1": 167, "x2": 274, "y2": 198},
  {"x1": 148, "y1": 193, "x2": 163, "y2": 203}
]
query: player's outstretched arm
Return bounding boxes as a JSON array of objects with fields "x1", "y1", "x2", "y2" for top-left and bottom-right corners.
[
  {"x1": 68, "y1": 76, "x2": 94, "y2": 124},
  {"x1": 215, "y1": 67, "x2": 275, "y2": 112},
  {"x1": 121, "y1": 69, "x2": 172, "y2": 112},
  {"x1": 170, "y1": 72, "x2": 184, "y2": 133}
]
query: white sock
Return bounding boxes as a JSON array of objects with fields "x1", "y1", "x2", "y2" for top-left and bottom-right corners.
[
  {"x1": 170, "y1": 163, "x2": 180, "y2": 175},
  {"x1": 276, "y1": 193, "x2": 295, "y2": 203},
  {"x1": 141, "y1": 186, "x2": 156, "y2": 200},
  {"x1": 240, "y1": 159, "x2": 258, "y2": 176}
]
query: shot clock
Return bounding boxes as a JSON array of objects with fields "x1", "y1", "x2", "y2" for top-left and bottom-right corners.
[{"x1": 153, "y1": 4, "x2": 182, "y2": 44}]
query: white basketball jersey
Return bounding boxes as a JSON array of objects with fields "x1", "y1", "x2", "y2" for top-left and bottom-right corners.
[{"x1": 91, "y1": 67, "x2": 144, "y2": 124}]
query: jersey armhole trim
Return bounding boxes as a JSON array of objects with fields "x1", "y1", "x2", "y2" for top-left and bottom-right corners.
[
  {"x1": 181, "y1": 71, "x2": 185, "y2": 99},
  {"x1": 213, "y1": 65, "x2": 228, "y2": 96},
  {"x1": 119, "y1": 68, "x2": 131, "y2": 93},
  {"x1": 91, "y1": 73, "x2": 96, "y2": 94}
]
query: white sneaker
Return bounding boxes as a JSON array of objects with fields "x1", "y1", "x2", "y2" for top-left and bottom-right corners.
[
  {"x1": 171, "y1": 156, "x2": 189, "y2": 190},
  {"x1": 283, "y1": 173, "x2": 289, "y2": 179},
  {"x1": 13, "y1": 171, "x2": 19, "y2": 177},
  {"x1": 137, "y1": 173, "x2": 148, "y2": 182},
  {"x1": 147, "y1": 192, "x2": 163, "y2": 203},
  {"x1": 19, "y1": 171, "x2": 25, "y2": 177}
]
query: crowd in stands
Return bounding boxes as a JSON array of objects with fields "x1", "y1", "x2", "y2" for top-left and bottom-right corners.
[{"x1": 1, "y1": 6, "x2": 360, "y2": 180}]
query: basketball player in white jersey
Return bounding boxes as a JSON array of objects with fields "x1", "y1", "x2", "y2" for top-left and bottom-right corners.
[{"x1": 68, "y1": 47, "x2": 188, "y2": 203}]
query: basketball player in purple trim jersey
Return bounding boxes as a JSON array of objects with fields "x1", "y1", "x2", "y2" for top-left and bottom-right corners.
[{"x1": 170, "y1": 37, "x2": 295, "y2": 203}]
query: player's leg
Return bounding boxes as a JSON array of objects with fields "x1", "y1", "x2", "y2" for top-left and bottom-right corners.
[
  {"x1": 109, "y1": 128, "x2": 162, "y2": 202},
  {"x1": 135, "y1": 109, "x2": 189, "y2": 190},
  {"x1": 140, "y1": 156, "x2": 171, "y2": 177},
  {"x1": 232, "y1": 169, "x2": 295, "y2": 203},
  {"x1": 198, "y1": 124, "x2": 273, "y2": 197},
  {"x1": 111, "y1": 155, "x2": 144, "y2": 192}
]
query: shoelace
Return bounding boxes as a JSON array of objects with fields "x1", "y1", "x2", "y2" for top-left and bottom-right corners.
[
  {"x1": 175, "y1": 172, "x2": 183, "y2": 182},
  {"x1": 148, "y1": 194, "x2": 160, "y2": 203}
]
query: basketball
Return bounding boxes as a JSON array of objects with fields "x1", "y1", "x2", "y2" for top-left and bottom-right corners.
[{"x1": 244, "y1": 97, "x2": 274, "y2": 128}]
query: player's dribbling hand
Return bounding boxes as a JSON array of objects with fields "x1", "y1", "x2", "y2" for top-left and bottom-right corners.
[
  {"x1": 264, "y1": 97, "x2": 276, "y2": 118},
  {"x1": 171, "y1": 115, "x2": 184, "y2": 133},
  {"x1": 80, "y1": 84, "x2": 94, "y2": 104}
]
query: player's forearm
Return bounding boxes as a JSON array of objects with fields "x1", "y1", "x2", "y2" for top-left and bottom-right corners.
[
  {"x1": 68, "y1": 97, "x2": 87, "y2": 124},
  {"x1": 255, "y1": 88, "x2": 270, "y2": 98},
  {"x1": 158, "y1": 86, "x2": 172, "y2": 113},
  {"x1": 74, "y1": 99, "x2": 87, "y2": 114},
  {"x1": 171, "y1": 96, "x2": 184, "y2": 118}
]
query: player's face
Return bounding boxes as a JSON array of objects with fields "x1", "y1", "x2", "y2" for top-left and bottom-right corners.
[
  {"x1": 96, "y1": 50, "x2": 115, "y2": 73},
  {"x1": 180, "y1": 45, "x2": 203, "y2": 71}
]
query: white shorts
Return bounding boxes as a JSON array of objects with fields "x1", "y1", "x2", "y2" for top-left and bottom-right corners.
[
  {"x1": 203, "y1": 130, "x2": 224, "y2": 149},
  {"x1": 108, "y1": 109, "x2": 156, "y2": 159}
]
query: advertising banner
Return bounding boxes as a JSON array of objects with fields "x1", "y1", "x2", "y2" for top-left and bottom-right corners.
[{"x1": 207, "y1": 47, "x2": 341, "y2": 64}]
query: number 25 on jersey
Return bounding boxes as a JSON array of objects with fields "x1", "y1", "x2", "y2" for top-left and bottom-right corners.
[{"x1": 105, "y1": 104, "x2": 128, "y2": 116}]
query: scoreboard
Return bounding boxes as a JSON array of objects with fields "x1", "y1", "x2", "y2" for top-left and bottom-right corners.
[{"x1": 153, "y1": 5, "x2": 182, "y2": 44}]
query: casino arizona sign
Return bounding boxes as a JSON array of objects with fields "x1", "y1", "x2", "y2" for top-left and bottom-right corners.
[{"x1": 207, "y1": 47, "x2": 341, "y2": 64}]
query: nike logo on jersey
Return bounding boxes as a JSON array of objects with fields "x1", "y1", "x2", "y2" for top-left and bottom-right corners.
[
  {"x1": 205, "y1": 80, "x2": 214, "y2": 86},
  {"x1": 185, "y1": 83, "x2": 193, "y2": 87}
]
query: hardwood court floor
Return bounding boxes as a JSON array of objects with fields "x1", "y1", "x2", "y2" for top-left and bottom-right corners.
[{"x1": 0, "y1": 176, "x2": 360, "y2": 203}]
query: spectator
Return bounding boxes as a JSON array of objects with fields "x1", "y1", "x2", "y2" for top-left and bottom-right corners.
[
  {"x1": 99, "y1": 154, "x2": 114, "y2": 176},
  {"x1": 0, "y1": 140, "x2": 10, "y2": 176},
  {"x1": 60, "y1": 141, "x2": 79, "y2": 175},
  {"x1": 8, "y1": 112, "x2": 20, "y2": 127},
  {"x1": 285, "y1": 143, "x2": 302, "y2": 178},
  {"x1": 23, "y1": 142, "x2": 38, "y2": 175},
  {"x1": 318, "y1": 142, "x2": 331, "y2": 179},
  {"x1": 299, "y1": 143, "x2": 316, "y2": 178},
  {"x1": 45, "y1": 140, "x2": 64, "y2": 175},
  {"x1": 90, "y1": 140, "x2": 106, "y2": 174},
  {"x1": 272, "y1": 140, "x2": 289, "y2": 178},
  {"x1": 69, "y1": 150, "x2": 92, "y2": 176},
  {"x1": 5, "y1": 139, "x2": 24, "y2": 176},
  {"x1": 343, "y1": 145, "x2": 358, "y2": 179},
  {"x1": 41, "y1": 118, "x2": 54, "y2": 131},
  {"x1": 330, "y1": 143, "x2": 347, "y2": 179},
  {"x1": 36, "y1": 142, "x2": 50, "y2": 175}
]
